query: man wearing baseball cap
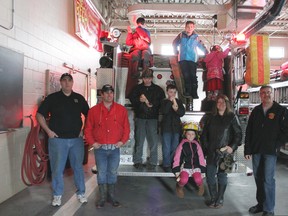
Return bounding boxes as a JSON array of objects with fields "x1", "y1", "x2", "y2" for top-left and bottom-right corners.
[
  {"x1": 129, "y1": 68, "x2": 165, "y2": 170},
  {"x1": 85, "y1": 84, "x2": 130, "y2": 208},
  {"x1": 60, "y1": 72, "x2": 73, "y2": 80},
  {"x1": 36, "y1": 73, "x2": 89, "y2": 206}
]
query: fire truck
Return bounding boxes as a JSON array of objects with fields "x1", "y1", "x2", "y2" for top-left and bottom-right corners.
[{"x1": 91, "y1": 0, "x2": 288, "y2": 176}]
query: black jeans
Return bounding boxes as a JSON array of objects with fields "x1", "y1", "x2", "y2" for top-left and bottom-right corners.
[{"x1": 179, "y1": 60, "x2": 198, "y2": 94}]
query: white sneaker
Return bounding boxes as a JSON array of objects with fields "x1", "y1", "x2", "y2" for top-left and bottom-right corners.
[
  {"x1": 52, "y1": 195, "x2": 62, "y2": 206},
  {"x1": 77, "y1": 194, "x2": 88, "y2": 204}
]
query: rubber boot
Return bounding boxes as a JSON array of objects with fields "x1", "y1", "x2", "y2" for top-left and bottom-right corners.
[
  {"x1": 207, "y1": 184, "x2": 217, "y2": 208},
  {"x1": 215, "y1": 184, "x2": 227, "y2": 208},
  {"x1": 107, "y1": 184, "x2": 121, "y2": 207},
  {"x1": 197, "y1": 183, "x2": 205, "y2": 196},
  {"x1": 191, "y1": 84, "x2": 199, "y2": 99},
  {"x1": 96, "y1": 184, "x2": 107, "y2": 208},
  {"x1": 176, "y1": 183, "x2": 185, "y2": 198}
]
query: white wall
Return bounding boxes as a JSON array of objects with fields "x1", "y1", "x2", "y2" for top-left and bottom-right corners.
[
  {"x1": 0, "y1": 0, "x2": 101, "y2": 203},
  {"x1": 0, "y1": 128, "x2": 29, "y2": 204},
  {"x1": 269, "y1": 38, "x2": 288, "y2": 70}
]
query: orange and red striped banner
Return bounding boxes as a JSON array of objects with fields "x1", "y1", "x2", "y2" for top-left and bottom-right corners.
[{"x1": 245, "y1": 35, "x2": 270, "y2": 86}]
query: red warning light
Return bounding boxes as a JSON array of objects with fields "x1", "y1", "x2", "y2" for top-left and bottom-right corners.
[
  {"x1": 236, "y1": 33, "x2": 246, "y2": 42},
  {"x1": 157, "y1": 74, "x2": 162, "y2": 79},
  {"x1": 239, "y1": 107, "x2": 249, "y2": 115}
]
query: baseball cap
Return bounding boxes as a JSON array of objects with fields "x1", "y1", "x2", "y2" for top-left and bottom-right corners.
[
  {"x1": 101, "y1": 84, "x2": 114, "y2": 93},
  {"x1": 60, "y1": 73, "x2": 73, "y2": 81},
  {"x1": 141, "y1": 69, "x2": 153, "y2": 78},
  {"x1": 136, "y1": 17, "x2": 145, "y2": 25}
]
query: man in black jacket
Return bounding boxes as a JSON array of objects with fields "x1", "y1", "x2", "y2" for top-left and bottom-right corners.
[
  {"x1": 245, "y1": 85, "x2": 288, "y2": 216},
  {"x1": 129, "y1": 68, "x2": 165, "y2": 170}
]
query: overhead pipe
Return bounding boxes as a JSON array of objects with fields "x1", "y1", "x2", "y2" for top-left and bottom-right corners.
[
  {"x1": 0, "y1": 0, "x2": 14, "y2": 30},
  {"x1": 240, "y1": 0, "x2": 286, "y2": 38}
]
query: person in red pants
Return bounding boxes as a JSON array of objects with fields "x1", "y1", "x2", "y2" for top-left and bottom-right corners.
[{"x1": 172, "y1": 123, "x2": 206, "y2": 198}]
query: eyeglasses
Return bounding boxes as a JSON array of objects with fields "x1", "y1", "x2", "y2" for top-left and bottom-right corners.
[{"x1": 260, "y1": 91, "x2": 272, "y2": 95}]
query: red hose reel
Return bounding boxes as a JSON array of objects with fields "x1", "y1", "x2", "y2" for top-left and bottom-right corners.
[{"x1": 21, "y1": 115, "x2": 48, "y2": 186}]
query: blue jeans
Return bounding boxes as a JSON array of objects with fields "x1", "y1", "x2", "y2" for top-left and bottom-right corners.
[
  {"x1": 162, "y1": 132, "x2": 180, "y2": 167},
  {"x1": 206, "y1": 164, "x2": 227, "y2": 186},
  {"x1": 94, "y1": 148, "x2": 120, "y2": 184},
  {"x1": 48, "y1": 137, "x2": 85, "y2": 196},
  {"x1": 133, "y1": 118, "x2": 158, "y2": 165},
  {"x1": 252, "y1": 153, "x2": 277, "y2": 213}
]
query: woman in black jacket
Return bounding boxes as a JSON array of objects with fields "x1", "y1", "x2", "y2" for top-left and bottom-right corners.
[{"x1": 201, "y1": 94, "x2": 242, "y2": 208}]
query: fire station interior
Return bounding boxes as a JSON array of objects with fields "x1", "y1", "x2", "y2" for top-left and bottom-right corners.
[{"x1": 1, "y1": 0, "x2": 288, "y2": 216}]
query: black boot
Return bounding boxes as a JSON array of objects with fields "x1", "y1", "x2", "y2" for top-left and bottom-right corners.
[
  {"x1": 107, "y1": 184, "x2": 121, "y2": 207},
  {"x1": 186, "y1": 97, "x2": 193, "y2": 111},
  {"x1": 96, "y1": 184, "x2": 107, "y2": 208},
  {"x1": 191, "y1": 84, "x2": 199, "y2": 99},
  {"x1": 215, "y1": 184, "x2": 227, "y2": 208},
  {"x1": 207, "y1": 184, "x2": 217, "y2": 208}
]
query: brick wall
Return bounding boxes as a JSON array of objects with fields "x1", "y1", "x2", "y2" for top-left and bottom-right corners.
[{"x1": 0, "y1": 0, "x2": 100, "y2": 203}]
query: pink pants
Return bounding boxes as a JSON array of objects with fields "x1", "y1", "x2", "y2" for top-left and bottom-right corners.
[{"x1": 178, "y1": 170, "x2": 203, "y2": 187}]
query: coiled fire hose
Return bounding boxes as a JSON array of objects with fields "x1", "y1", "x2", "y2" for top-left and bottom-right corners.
[{"x1": 21, "y1": 115, "x2": 49, "y2": 186}]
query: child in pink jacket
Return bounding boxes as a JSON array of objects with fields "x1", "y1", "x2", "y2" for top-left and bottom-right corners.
[
  {"x1": 204, "y1": 45, "x2": 230, "y2": 100},
  {"x1": 172, "y1": 127, "x2": 206, "y2": 198}
]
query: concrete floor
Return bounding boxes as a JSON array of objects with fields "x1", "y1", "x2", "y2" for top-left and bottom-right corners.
[{"x1": 0, "y1": 151, "x2": 287, "y2": 216}]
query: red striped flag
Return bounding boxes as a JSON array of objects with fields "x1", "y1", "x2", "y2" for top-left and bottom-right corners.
[{"x1": 245, "y1": 35, "x2": 270, "y2": 86}]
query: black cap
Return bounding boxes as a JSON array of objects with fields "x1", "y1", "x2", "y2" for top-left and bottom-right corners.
[
  {"x1": 136, "y1": 17, "x2": 145, "y2": 25},
  {"x1": 141, "y1": 69, "x2": 153, "y2": 78},
  {"x1": 101, "y1": 84, "x2": 114, "y2": 93},
  {"x1": 60, "y1": 73, "x2": 73, "y2": 81}
]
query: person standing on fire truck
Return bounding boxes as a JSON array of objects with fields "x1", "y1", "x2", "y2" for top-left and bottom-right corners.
[
  {"x1": 245, "y1": 85, "x2": 288, "y2": 216},
  {"x1": 172, "y1": 20, "x2": 208, "y2": 99},
  {"x1": 160, "y1": 84, "x2": 185, "y2": 172},
  {"x1": 204, "y1": 45, "x2": 231, "y2": 100},
  {"x1": 129, "y1": 68, "x2": 165, "y2": 170}
]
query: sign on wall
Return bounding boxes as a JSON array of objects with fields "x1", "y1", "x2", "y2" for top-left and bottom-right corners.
[
  {"x1": 46, "y1": 70, "x2": 88, "y2": 100},
  {"x1": 0, "y1": 46, "x2": 23, "y2": 130},
  {"x1": 46, "y1": 70, "x2": 61, "y2": 95},
  {"x1": 74, "y1": 0, "x2": 102, "y2": 51}
]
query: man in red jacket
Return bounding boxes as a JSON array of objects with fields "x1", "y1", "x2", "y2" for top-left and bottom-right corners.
[{"x1": 84, "y1": 84, "x2": 130, "y2": 208}]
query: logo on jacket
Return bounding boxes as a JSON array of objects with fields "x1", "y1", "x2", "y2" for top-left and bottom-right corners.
[
  {"x1": 74, "y1": 99, "x2": 78, "y2": 103},
  {"x1": 268, "y1": 113, "x2": 275, "y2": 119}
]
